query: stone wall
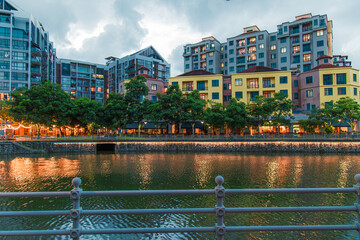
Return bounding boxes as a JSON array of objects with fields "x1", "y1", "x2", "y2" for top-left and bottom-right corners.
[{"x1": 2, "y1": 141, "x2": 360, "y2": 155}]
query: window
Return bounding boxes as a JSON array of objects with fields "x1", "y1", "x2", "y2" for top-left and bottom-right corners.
[
  {"x1": 194, "y1": 63, "x2": 198, "y2": 70},
  {"x1": 229, "y1": 58, "x2": 234, "y2": 63},
  {"x1": 235, "y1": 78, "x2": 242, "y2": 86},
  {"x1": 306, "y1": 89, "x2": 314, "y2": 98},
  {"x1": 324, "y1": 88, "x2": 333, "y2": 96},
  {"x1": 338, "y1": 87, "x2": 346, "y2": 95},
  {"x1": 197, "y1": 81, "x2": 206, "y2": 91},
  {"x1": 0, "y1": 60, "x2": 9, "y2": 69},
  {"x1": 317, "y1": 51, "x2": 324, "y2": 57},
  {"x1": 223, "y1": 83, "x2": 227, "y2": 90},
  {"x1": 247, "y1": 46, "x2": 256, "y2": 53},
  {"x1": 284, "y1": 26, "x2": 288, "y2": 32},
  {"x1": 212, "y1": 92, "x2": 219, "y2": 99},
  {"x1": 293, "y1": 46, "x2": 300, "y2": 54},
  {"x1": 250, "y1": 92, "x2": 259, "y2": 101},
  {"x1": 336, "y1": 73, "x2": 346, "y2": 84},
  {"x1": 247, "y1": 37, "x2": 256, "y2": 44},
  {"x1": 209, "y1": 52, "x2": 214, "y2": 57},
  {"x1": 317, "y1": 40, "x2": 324, "y2": 47},
  {"x1": 280, "y1": 76, "x2": 288, "y2": 84},
  {"x1": 212, "y1": 80, "x2": 219, "y2": 87},
  {"x1": 237, "y1": 57, "x2": 245, "y2": 64},
  {"x1": 317, "y1": 30, "x2": 323, "y2": 36},
  {"x1": 258, "y1": 43, "x2": 264, "y2": 49},
  {"x1": 259, "y1": 62, "x2": 265, "y2": 66},
  {"x1": 306, "y1": 76, "x2": 313, "y2": 84},
  {"x1": 229, "y1": 49, "x2": 234, "y2": 55},
  {"x1": 280, "y1": 38, "x2": 286, "y2": 43},
  {"x1": 0, "y1": 38, "x2": 10, "y2": 49},
  {"x1": 278, "y1": 28, "x2": 283, "y2": 34},
  {"x1": 172, "y1": 81, "x2": 178, "y2": 86},
  {"x1": 229, "y1": 66, "x2": 234, "y2": 72},
  {"x1": 270, "y1": 54, "x2": 276, "y2": 59},
  {"x1": 307, "y1": 103, "x2": 311, "y2": 111},
  {"x1": 248, "y1": 79, "x2": 259, "y2": 88},
  {"x1": 303, "y1": 44, "x2": 311, "y2": 52},
  {"x1": 259, "y1": 52, "x2": 264, "y2": 59},
  {"x1": 185, "y1": 64, "x2": 189, "y2": 69},
  {"x1": 294, "y1": 92, "x2": 298, "y2": 99},
  {"x1": 235, "y1": 91, "x2": 243, "y2": 99},
  {"x1": 151, "y1": 84, "x2": 157, "y2": 91},
  {"x1": 0, "y1": 50, "x2": 9, "y2": 59},
  {"x1": 151, "y1": 96, "x2": 157, "y2": 101},
  {"x1": 270, "y1": 36, "x2": 276, "y2": 41},
  {"x1": 303, "y1": 64, "x2": 311, "y2": 72},
  {"x1": 270, "y1": 45, "x2": 276, "y2": 50},
  {"x1": 229, "y1": 41, "x2": 234, "y2": 46},
  {"x1": 291, "y1": 36, "x2": 299, "y2": 44},
  {"x1": 323, "y1": 74, "x2": 333, "y2": 85},
  {"x1": 314, "y1": 19, "x2": 318, "y2": 26},
  {"x1": 280, "y1": 47, "x2": 286, "y2": 53},
  {"x1": 209, "y1": 68, "x2": 213, "y2": 73},
  {"x1": 355, "y1": 88, "x2": 358, "y2": 96},
  {"x1": 237, "y1": 66, "x2": 245, "y2": 72},
  {"x1": 258, "y1": 34, "x2": 263, "y2": 40},
  {"x1": 281, "y1": 57, "x2": 287, "y2": 63},
  {"x1": 0, "y1": 27, "x2": 10, "y2": 37},
  {"x1": 303, "y1": 34, "x2": 310, "y2": 42},
  {"x1": 209, "y1": 60, "x2": 213, "y2": 65},
  {"x1": 303, "y1": 54, "x2": 311, "y2": 62},
  {"x1": 12, "y1": 40, "x2": 28, "y2": 50},
  {"x1": 294, "y1": 80, "x2": 298, "y2": 87},
  {"x1": 271, "y1": 63, "x2": 276, "y2": 68},
  {"x1": 354, "y1": 74, "x2": 358, "y2": 82},
  {"x1": 280, "y1": 90, "x2": 288, "y2": 97}
]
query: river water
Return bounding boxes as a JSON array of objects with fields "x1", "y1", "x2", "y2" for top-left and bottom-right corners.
[{"x1": 0, "y1": 152, "x2": 359, "y2": 239}]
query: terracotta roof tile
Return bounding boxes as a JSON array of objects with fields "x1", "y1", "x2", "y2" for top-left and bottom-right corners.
[
  {"x1": 178, "y1": 69, "x2": 215, "y2": 77},
  {"x1": 239, "y1": 66, "x2": 280, "y2": 73}
]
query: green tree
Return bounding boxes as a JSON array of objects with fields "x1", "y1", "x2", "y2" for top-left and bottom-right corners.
[
  {"x1": 9, "y1": 81, "x2": 71, "y2": 137},
  {"x1": 225, "y1": 98, "x2": 249, "y2": 134},
  {"x1": 248, "y1": 96, "x2": 272, "y2": 132},
  {"x1": 145, "y1": 98, "x2": 163, "y2": 135},
  {"x1": 68, "y1": 97, "x2": 102, "y2": 135},
  {"x1": 98, "y1": 93, "x2": 127, "y2": 133},
  {"x1": 204, "y1": 102, "x2": 226, "y2": 135},
  {"x1": 0, "y1": 100, "x2": 13, "y2": 123},
  {"x1": 182, "y1": 90, "x2": 206, "y2": 135},
  {"x1": 269, "y1": 92, "x2": 294, "y2": 134},
  {"x1": 333, "y1": 97, "x2": 360, "y2": 134},
  {"x1": 158, "y1": 85, "x2": 184, "y2": 134},
  {"x1": 125, "y1": 75, "x2": 149, "y2": 136}
]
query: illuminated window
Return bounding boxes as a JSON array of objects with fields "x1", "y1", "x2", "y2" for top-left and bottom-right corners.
[
  {"x1": 238, "y1": 48, "x2": 245, "y2": 55},
  {"x1": 263, "y1": 91, "x2": 271, "y2": 98},
  {"x1": 238, "y1": 39, "x2": 245, "y2": 46},
  {"x1": 270, "y1": 45, "x2": 276, "y2": 50},
  {"x1": 303, "y1": 34, "x2": 311, "y2": 42},
  {"x1": 306, "y1": 89, "x2": 313, "y2": 98},
  {"x1": 303, "y1": 54, "x2": 311, "y2": 62},
  {"x1": 151, "y1": 84, "x2": 157, "y2": 91},
  {"x1": 247, "y1": 46, "x2": 256, "y2": 53},
  {"x1": 293, "y1": 46, "x2": 300, "y2": 54},
  {"x1": 258, "y1": 43, "x2": 264, "y2": 49},
  {"x1": 281, "y1": 47, "x2": 286, "y2": 53},
  {"x1": 317, "y1": 30, "x2": 323, "y2": 36},
  {"x1": 209, "y1": 52, "x2": 214, "y2": 57}
]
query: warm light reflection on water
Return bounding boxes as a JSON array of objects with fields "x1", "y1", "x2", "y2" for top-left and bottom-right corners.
[{"x1": 0, "y1": 153, "x2": 360, "y2": 239}]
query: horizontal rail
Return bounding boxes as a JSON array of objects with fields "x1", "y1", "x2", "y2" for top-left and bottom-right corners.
[
  {"x1": 226, "y1": 206, "x2": 357, "y2": 213},
  {"x1": 0, "y1": 230, "x2": 69, "y2": 236},
  {"x1": 81, "y1": 227, "x2": 215, "y2": 234},
  {"x1": 226, "y1": 188, "x2": 356, "y2": 194},
  {"x1": 1, "y1": 188, "x2": 354, "y2": 199},
  {"x1": 226, "y1": 225, "x2": 359, "y2": 232},
  {"x1": 0, "y1": 191, "x2": 69, "y2": 198},
  {"x1": 0, "y1": 210, "x2": 69, "y2": 217}
]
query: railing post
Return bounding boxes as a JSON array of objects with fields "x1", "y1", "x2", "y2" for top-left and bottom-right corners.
[
  {"x1": 70, "y1": 177, "x2": 82, "y2": 240},
  {"x1": 354, "y1": 174, "x2": 360, "y2": 239},
  {"x1": 215, "y1": 176, "x2": 226, "y2": 240}
]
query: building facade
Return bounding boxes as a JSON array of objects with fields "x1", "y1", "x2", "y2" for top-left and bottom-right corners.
[
  {"x1": 231, "y1": 66, "x2": 292, "y2": 104},
  {"x1": 56, "y1": 59, "x2": 106, "y2": 103},
  {"x1": 0, "y1": 0, "x2": 56, "y2": 100},
  {"x1": 106, "y1": 46, "x2": 170, "y2": 94},
  {"x1": 169, "y1": 70, "x2": 224, "y2": 105},
  {"x1": 183, "y1": 13, "x2": 333, "y2": 76},
  {"x1": 292, "y1": 56, "x2": 359, "y2": 112},
  {"x1": 119, "y1": 66, "x2": 168, "y2": 101}
]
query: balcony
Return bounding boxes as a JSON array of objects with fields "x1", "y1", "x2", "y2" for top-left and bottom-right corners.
[
  {"x1": 263, "y1": 84, "x2": 275, "y2": 88},
  {"x1": 182, "y1": 86, "x2": 193, "y2": 91},
  {"x1": 31, "y1": 76, "x2": 41, "y2": 84},
  {"x1": 197, "y1": 87, "x2": 208, "y2": 91},
  {"x1": 247, "y1": 85, "x2": 259, "y2": 89},
  {"x1": 31, "y1": 47, "x2": 41, "y2": 57}
]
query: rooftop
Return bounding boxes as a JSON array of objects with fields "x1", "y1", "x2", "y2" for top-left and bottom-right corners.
[
  {"x1": 239, "y1": 66, "x2": 281, "y2": 73},
  {"x1": 177, "y1": 69, "x2": 215, "y2": 77}
]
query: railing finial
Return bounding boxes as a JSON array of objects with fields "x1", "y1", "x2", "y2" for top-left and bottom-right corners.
[
  {"x1": 72, "y1": 177, "x2": 82, "y2": 189},
  {"x1": 215, "y1": 176, "x2": 224, "y2": 187}
]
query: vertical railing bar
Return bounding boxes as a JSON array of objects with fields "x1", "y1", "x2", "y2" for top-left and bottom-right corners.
[
  {"x1": 215, "y1": 176, "x2": 226, "y2": 239},
  {"x1": 70, "y1": 177, "x2": 82, "y2": 240},
  {"x1": 354, "y1": 174, "x2": 360, "y2": 240}
]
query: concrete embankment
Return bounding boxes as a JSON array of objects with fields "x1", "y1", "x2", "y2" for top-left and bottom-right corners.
[{"x1": 1, "y1": 140, "x2": 360, "y2": 155}]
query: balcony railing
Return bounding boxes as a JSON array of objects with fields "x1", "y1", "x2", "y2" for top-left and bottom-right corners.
[
  {"x1": 263, "y1": 84, "x2": 275, "y2": 88},
  {"x1": 182, "y1": 87, "x2": 193, "y2": 91},
  {"x1": 1, "y1": 175, "x2": 360, "y2": 239},
  {"x1": 197, "y1": 87, "x2": 208, "y2": 91},
  {"x1": 247, "y1": 85, "x2": 259, "y2": 89},
  {"x1": 30, "y1": 77, "x2": 41, "y2": 84}
]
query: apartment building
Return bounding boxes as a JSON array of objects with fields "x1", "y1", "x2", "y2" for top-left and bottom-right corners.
[
  {"x1": 333, "y1": 55, "x2": 351, "y2": 67},
  {"x1": 169, "y1": 69, "x2": 223, "y2": 105},
  {"x1": 183, "y1": 36, "x2": 222, "y2": 74},
  {"x1": 0, "y1": 0, "x2": 56, "y2": 100},
  {"x1": 106, "y1": 46, "x2": 170, "y2": 94},
  {"x1": 231, "y1": 66, "x2": 292, "y2": 104},
  {"x1": 292, "y1": 55, "x2": 359, "y2": 111},
  {"x1": 56, "y1": 59, "x2": 107, "y2": 103},
  {"x1": 119, "y1": 66, "x2": 168, "y2": 101},
  {"x1": 183, "y1": 13, "x2": 332, "y2": 76}
]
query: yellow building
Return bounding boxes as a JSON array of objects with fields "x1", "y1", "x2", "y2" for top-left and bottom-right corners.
[
  {"x1": 231, "y1": 66, "x2": 292, "y2": 104},
  {"x1": 169, "y1": 70, "x2": 223, "y2": 104}
]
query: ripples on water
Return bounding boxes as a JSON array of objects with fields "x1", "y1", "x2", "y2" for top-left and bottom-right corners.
[{"x1": 0, "y1": 153, "x2": 359, "y2": 239}]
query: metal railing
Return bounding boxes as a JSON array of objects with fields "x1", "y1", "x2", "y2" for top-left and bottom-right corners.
[{"x1": 1, "y1": 175, "x2": 360, "y2": 239}]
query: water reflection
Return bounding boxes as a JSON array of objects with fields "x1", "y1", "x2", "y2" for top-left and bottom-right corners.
[{"x1": 0, "y1": 153, "x2": 360, "y2": 239}]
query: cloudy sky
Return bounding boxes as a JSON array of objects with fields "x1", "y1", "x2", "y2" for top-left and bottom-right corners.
[{"x1": 11, "y1": 0, "x2": 360, "y2": 76}]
